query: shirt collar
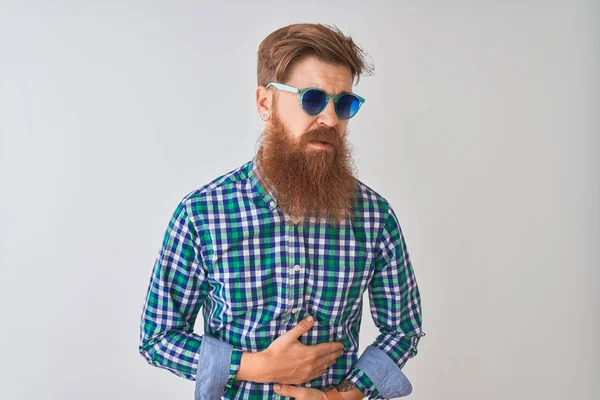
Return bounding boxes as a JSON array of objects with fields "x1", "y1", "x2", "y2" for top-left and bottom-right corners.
[{"x1": 249, "y1": 150, "x2": 279, "y2": 211}]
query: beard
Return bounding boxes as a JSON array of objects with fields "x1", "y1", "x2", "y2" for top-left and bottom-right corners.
[{"x1": 255, "y1": 107, "x2": 358, "y2": 227}]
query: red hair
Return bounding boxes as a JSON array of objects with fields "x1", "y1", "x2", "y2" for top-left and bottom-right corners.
[{"x1": 257, "y1": 23, "x2": 374, "y2": 87}]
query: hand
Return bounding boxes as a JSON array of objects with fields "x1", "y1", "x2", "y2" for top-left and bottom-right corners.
[
  {"x1": 273, "y1": 383, "x2": 327, "y2": 400},
  {"x1": 260, "y1": 316, "x2": 345, "y2": 384}
]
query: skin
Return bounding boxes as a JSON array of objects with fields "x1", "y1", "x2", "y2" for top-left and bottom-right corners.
[
  {"x1": 257, "y1": 55, "x2": 351, "y2": 140},
  {"x1": 255, "y1": 55, "x2": 359, "y2": 226},
  {"x1": 236, "y1": 55, "x2": 366, "y2": 400}
]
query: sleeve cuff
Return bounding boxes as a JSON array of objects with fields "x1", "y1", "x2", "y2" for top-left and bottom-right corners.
[
  {"x1": 344, "y1": 367, "x2": 381, "y2": 399},
  {"x1": 346, "y1": 345, "x2": 413, "y2": 398},
  {"x1": 226, "y1": 347, "x2": 243, "y2": 389},
  {"x1": 194, "y1": 335, "x2": 242, "y2": 400}
]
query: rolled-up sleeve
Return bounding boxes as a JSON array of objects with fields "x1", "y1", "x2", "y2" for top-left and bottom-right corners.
[
  {"x1": 138, "y1": 199, "x2": 243, "y2": 399},
  {"x1": 195, "y1": 335, "x2": 244, "y2": 399},
  {"x1": 343, "y1": 203, "x2": 426, "y2": 399}
]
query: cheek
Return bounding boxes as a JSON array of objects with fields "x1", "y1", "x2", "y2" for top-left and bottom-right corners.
[
  {"x1": 277, "y1": 101, "x2": 307, "y2": 133},
  {"x1": 338, "y1": 120, "x2": 349, "y2": 132},
  {"x1": 283, "y1": 112, "x2": 315, "y2": 139},
  {"x1": 299, "y1": 121, "x2": 320, "y2": 140}
]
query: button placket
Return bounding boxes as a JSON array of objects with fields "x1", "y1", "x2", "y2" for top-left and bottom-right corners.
[
  {"x1": 285, "y1": 220, "x2": 306, "y2": 319},
  {"x1": 284, "y1": 214, "x2": 295, "y2": 317}
]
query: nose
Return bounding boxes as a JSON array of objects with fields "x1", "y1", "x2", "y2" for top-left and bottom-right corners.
[{"x1": 317, "y1": 98, "x2": 339, "y2": 127}]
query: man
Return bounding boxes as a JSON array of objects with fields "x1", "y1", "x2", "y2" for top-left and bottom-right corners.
[{"x1": 139, "y1": 23, "x2": 425, "y2": 400}]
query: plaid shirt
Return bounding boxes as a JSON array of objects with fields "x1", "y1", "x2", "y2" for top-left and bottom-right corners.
[{"x1": 139, "y1": 153, "x2": 425, "y2": 399}]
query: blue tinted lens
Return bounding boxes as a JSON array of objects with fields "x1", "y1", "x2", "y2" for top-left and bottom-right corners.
[
  {"x1": 301, "y1": 89, "x2": 326, "y2": 115},
  {"x1": 336, "y1": 94, "x2": 361, "y2": 119}
]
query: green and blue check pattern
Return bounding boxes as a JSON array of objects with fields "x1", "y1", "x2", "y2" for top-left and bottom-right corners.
[{"x1": 139, "y1": 153, "x2": 425, "y2": 399}]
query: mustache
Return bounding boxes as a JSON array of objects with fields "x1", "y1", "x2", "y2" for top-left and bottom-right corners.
[{"x1": 302, "y1": 127, "x2": 341, "y2": 146}]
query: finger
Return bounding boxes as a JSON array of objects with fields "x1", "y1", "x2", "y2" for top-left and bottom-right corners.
[
  {"x1": 308, "y1": 367, "x2": 329, "y2": 381},
  {"x1": 282, "y1": 315, "x2": 315, "y2": 341},
  {"x1": 311, "y1": 341, "x2": 344, "y2": 357},
  {"x1": 315, "y1": 346, "x2": 344, "y2": 366},
  {"x1": 274, "y1": 383, "x2": 305, "y2": 398},
  {"x1": 316, "y1": 350, "x2": 343, "y2": 371}
]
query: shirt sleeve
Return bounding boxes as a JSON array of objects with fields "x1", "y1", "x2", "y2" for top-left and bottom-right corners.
[
  {"x1": 342, "y1": 203, "x2": 426, "y2": 399},
  {"x1": 138, "y1": 199, "x2": 243, "y2": 398}
]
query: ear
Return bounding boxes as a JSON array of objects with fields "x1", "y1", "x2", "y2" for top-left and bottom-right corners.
[{"x1": 256, "y1": 85, "x2": 274, "y2": 119}]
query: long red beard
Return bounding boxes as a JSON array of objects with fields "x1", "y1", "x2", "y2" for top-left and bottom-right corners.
[{"x1": 256, "y1": 109, "x2": 358, "y2": 226}]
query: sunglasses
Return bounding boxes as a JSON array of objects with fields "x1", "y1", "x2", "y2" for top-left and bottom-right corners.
[{"x1": 265, "y1": 82, "x2": 365, "y2": 120}]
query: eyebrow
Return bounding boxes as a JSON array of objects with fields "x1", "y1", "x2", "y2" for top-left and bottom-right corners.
[{"x1": 305, "y1": 84, "x2": 353, "y2": 95}]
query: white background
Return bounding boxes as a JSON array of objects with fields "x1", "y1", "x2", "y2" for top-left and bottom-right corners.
[{"x1": 1, "y1": 1, "x2": 598, "y2": 399}]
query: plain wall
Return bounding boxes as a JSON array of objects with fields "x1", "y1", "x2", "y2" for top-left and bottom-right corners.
[{"x1": 1, "y1": 1, "x2": 598, "y2": 399}]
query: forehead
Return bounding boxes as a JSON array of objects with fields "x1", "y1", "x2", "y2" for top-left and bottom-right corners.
[{"x1": 285, "y1": 56, "x2": 354, "y2": 94}]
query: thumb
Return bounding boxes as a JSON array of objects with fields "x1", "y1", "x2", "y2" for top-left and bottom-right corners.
[
  {"x1": 274, "y1": 383, "x2": 302, "y2": 398},
  {"x1": 284, "y1": 315, "x2": 314, "y2": 340}
]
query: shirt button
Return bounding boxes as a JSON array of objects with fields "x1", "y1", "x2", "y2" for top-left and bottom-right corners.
[
  {"x1": 293, "y1": 265, "x2": 301, "y2": 272},
  {"x1": 291, "y1": 308, "x2": 299, "y2": 314},
  {"x1": 269, "y1": 201, "x2": 276, "y2": 208}
]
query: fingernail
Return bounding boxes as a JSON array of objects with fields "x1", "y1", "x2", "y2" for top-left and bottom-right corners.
[
  {"x1": 306, "y1": 315, "x2": 314, "y2": 322},
  {"x1": 274, "y1": 383, "x2": 281, "y2": 390}
]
